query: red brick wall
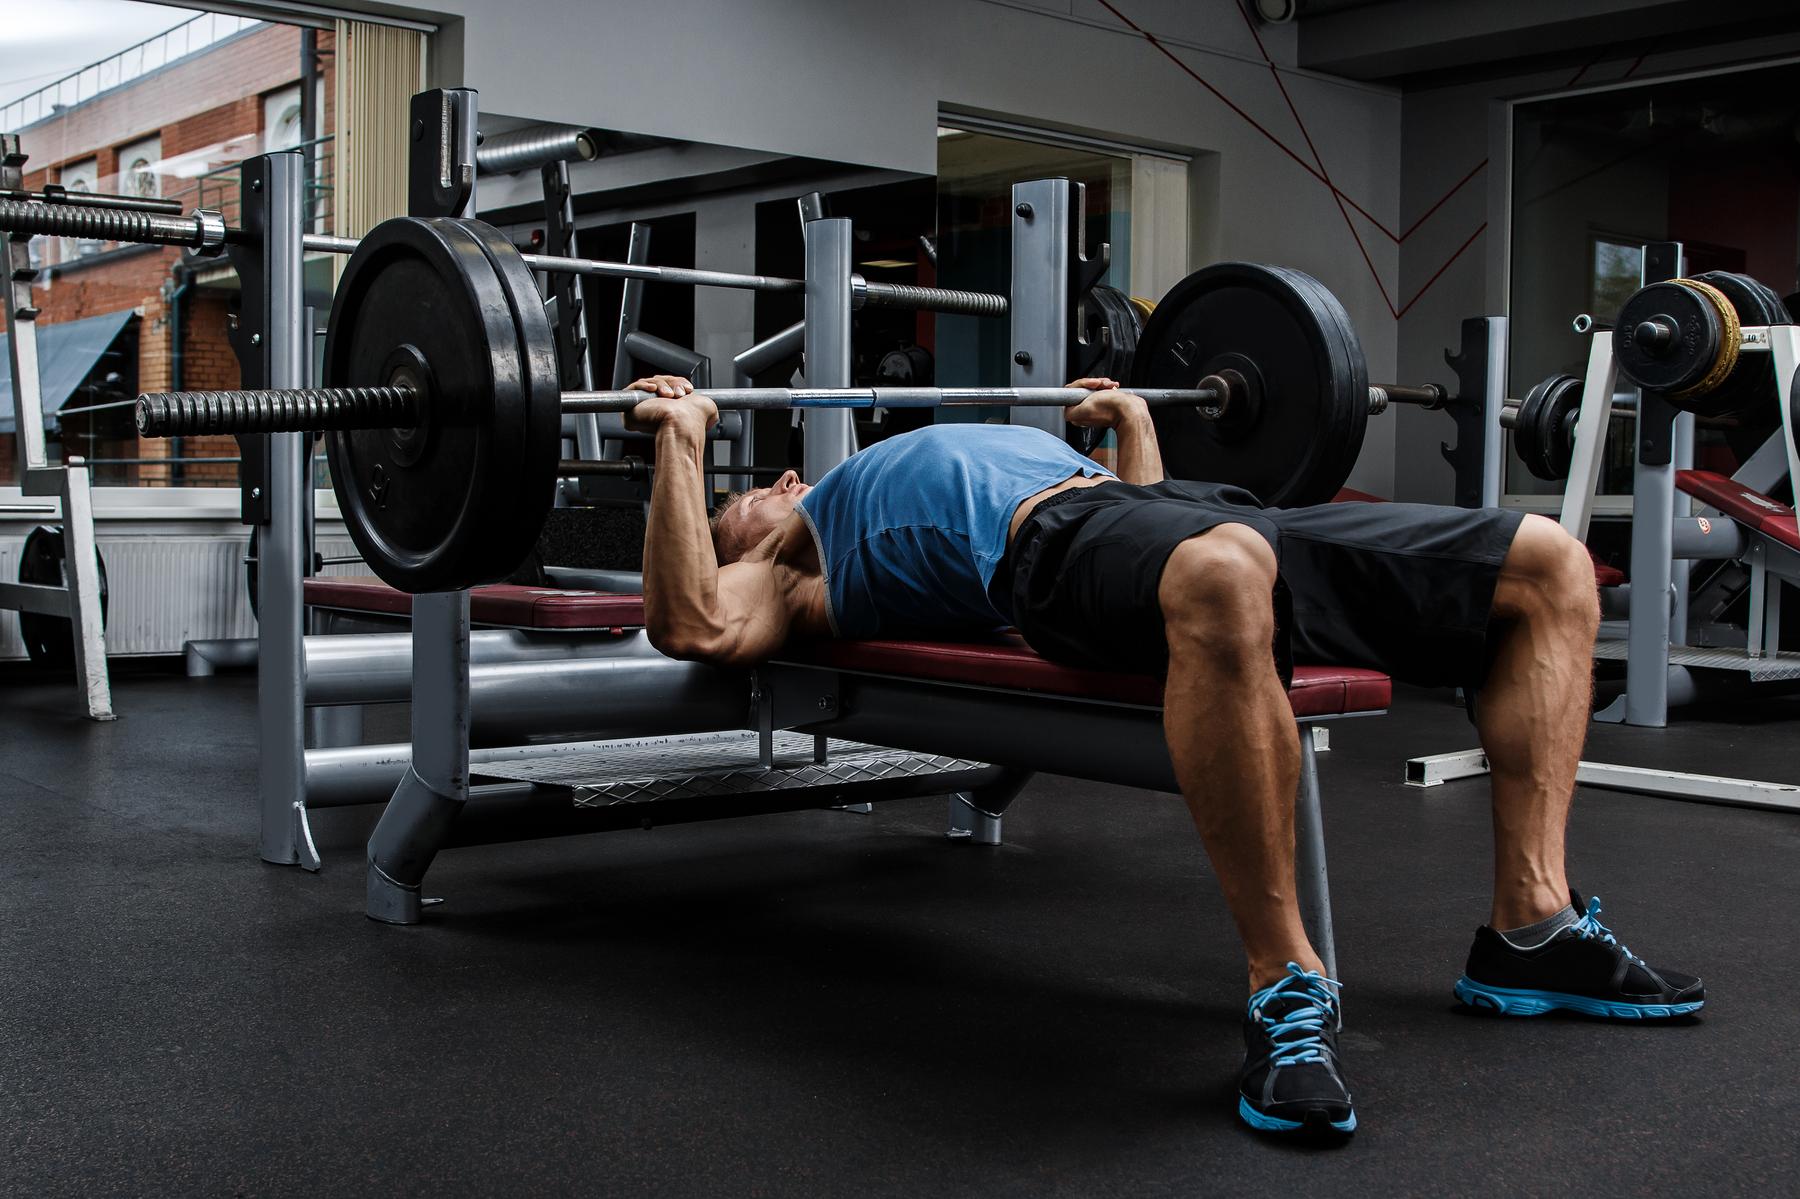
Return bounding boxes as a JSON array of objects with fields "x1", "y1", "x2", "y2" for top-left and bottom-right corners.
[{"x1": 13, "y1": 23, "x2": 337, "y2": 487}]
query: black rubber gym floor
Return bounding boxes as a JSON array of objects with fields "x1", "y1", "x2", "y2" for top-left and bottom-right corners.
[{"x1": 3, "y1": 662, "x2": 1797, "y2": 1196}]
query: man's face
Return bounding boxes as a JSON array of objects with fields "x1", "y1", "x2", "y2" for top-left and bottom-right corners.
[{"x1": 717, "y1": 469, "x2": 809, "y2": 561}]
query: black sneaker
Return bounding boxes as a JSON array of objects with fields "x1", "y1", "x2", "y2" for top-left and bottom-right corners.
[
  {"x1": 1237, "y1": 963, "x2": 1356, "y2": 1136},
  {"x1": 1455, "y1": 893, "x2": 1704, "y2": 1019}
]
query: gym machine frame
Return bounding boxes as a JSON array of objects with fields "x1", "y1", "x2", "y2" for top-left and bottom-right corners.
[
  {"x1": 1409, "y1": 242, "x2": 1800, "y2": 814},
  {"x1": 0, "y1": 135, "x2": 113, "y2": 719}
]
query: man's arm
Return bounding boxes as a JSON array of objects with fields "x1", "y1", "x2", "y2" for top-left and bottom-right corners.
[
  {"x1": 1065, "y1": 377, "x2": 1164, "y2": 485},
  {"x1": 629, "y1": 376, "x2": 796, "y2": 666}
]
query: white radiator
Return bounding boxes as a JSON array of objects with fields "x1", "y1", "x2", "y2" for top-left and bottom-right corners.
[{"x1": 0, "y1": 534, "x2": 361, "y2": 659}]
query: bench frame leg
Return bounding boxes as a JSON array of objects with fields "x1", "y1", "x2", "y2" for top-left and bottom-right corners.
[
  {"x1": 1294, "y1": 722, "x2": 1338, "y2": 982},
  {"x1": 366, "y1": 590, "x2": 471, "y2": 924}
]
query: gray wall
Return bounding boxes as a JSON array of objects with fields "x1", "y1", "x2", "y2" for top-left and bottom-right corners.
[
  {"x1": 355, "y1": 0, "x2": 1407, "y2": 494},
  {"x1": 1392, "y1": 31, "x2": 1800, "y2": 503}
]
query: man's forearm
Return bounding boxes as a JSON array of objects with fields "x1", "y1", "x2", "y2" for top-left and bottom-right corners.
[
  {"x1": 1112, "y1": 410, "x2": 1165, "y2": 485},
  {"x1": 642, "y1": 422, "x2": 725, "y2": 651}
]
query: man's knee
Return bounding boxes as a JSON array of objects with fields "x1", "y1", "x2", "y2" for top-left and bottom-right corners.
[
  {"x1": 1159, "y1": 524, "x2": 1279, "y2": 660},
  {"x1": 1498, "y1": 515, "x2": 1600, "y2": 629}
]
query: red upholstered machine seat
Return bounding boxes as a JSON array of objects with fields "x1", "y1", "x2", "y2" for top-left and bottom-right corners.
[
  {"x1": 303, "y1": 576, "x2": 648, "y2": 630},
  {"x1": 1676, "y1": 470, "x2": 1800, "y2": 552},
  {"x1": 306, "y1": 580, "x2": 1390, "y2": 717},
  {"x1": 779, "y1": 635, "x2": 1390, "y2": 718}
]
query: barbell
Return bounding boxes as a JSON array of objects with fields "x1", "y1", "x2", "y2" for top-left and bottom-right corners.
[
  {"x1": 118, "y1": 216, "x2": 1460, "y2": 590},
  {"x1": 0, "y1": 196, "x2": 1004, "y2": 317}
]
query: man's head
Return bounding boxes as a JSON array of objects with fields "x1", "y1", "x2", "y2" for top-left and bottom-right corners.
[{"x1": 710, "y1": 469, "x2": 809, "y2": 563}]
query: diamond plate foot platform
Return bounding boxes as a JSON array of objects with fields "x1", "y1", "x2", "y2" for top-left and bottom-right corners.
[
  {"x1": 1593, "y1": 639, "x2": 1800, "y2": 681},
  {"x1": 472, "y1": 730, "x2": 994, "y2": 809}
]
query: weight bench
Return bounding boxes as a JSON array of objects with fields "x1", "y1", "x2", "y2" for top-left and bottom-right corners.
[
  {"x1": 303, "y1": 576, "x2": 1390, "y2": 974},
  {"x1": 1675, "y1": 470, "x2": 1800, "y2": 668},
  {"x1": 304, "y1": 576, "x2": 645, "y2": 634}
]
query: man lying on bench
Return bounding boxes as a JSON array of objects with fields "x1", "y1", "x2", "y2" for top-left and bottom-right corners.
[{"x1": 623, "y1": 372, "x2": 1702, "y2": 1139}]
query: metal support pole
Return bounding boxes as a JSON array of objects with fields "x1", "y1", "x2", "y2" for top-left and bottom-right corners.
[
  {"x1": 1598, "y1": 393, "x2": 1680, "y2": 727},
  {"x1": 1294, "y1": 726, "x2": 1337, "y2": 982},
  {"x1": 802, "y1": 216, "x2": 855, "y2": 480},
  {"x1": 1479, "y1": 317, "x2": 1508, "y2": 509},
  {"x1": 1556, "y1": 333, "x2": 1620, "y2": 541},
  {"x1": 365, "y1": 87, "x2": 481, "y2": 920},
  {"x1": 599, "y1": 220, "x2": 653, "y2": 459},
  {"x1": 251, "y1": 152, "x2": 309, "y2": 862},
  {"x1": 366, "y1": 588, "x2": 472, "y2": 922},
  {"x1": 1670, "y1": 410, "x2": 1695, "y2": 645},
  {"x1": 946, "y1": 767, "x2": 1032, "y2": 846},
  {"x1": 1009, "y1": 179, "x2": 1075, "y2": 437},
  {"x1": 57, "y1": 464, "x2": 113, "y2": 719}
]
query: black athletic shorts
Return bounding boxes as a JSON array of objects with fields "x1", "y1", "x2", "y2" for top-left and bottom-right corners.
[{"x1": 991, "y1": 479, "x2": 1527, "y2": 691}]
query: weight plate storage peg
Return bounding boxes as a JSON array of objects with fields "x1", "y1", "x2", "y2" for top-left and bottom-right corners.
[
  {"x1": 1131, "y1": 262, "x2": 1368, "y2": 508},
  {"x1": 323, "y1": 216, "x2": 562, "y2": 592}
]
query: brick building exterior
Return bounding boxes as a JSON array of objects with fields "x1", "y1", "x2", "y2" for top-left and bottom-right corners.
[{"x1": 5, "y1": 21, "x2": 334, "y2": 486}]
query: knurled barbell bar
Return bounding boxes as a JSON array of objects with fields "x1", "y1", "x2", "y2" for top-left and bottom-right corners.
[
  {"x1": 136, "y1": 379, "x2": 1442, "y2": 437},
  {"x1": 119, "y1": 216, "x2": 1458, "y2": 592},
  {"x1": 0, "y1": 196, "x2": 1003, "y2": 317}
]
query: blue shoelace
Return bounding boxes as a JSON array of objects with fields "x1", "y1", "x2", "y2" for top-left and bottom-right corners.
[
  {"x1": 1247, "y1": 962, "x2": 1343, "y2": 1067},
  {"x1": 1567, "y1": 895, "x2": 1640, "y2": 962}
]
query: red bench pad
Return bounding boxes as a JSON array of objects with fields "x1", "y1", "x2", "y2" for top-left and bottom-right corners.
[
  {"x1": 778, "y1": 635, "x2": 1390, "y2": 717},
  {"x1": 303, "y1": 577, "x2": 647, "y2": 629},
  {"x1": 1589, "y1": 551, "x2": 1625, "y2": 588},
  {"x1": 1676, "y1": 470, "x2": 1800, "y2": 552}
]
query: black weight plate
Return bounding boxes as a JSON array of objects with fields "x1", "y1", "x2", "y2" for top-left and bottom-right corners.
[
  {"x1": 1133, "y1": 262, "x2": 1367, "y2": 508},
  {"x1": 1538, "y1": 374, "x2": 1583, "y2": 481},
  {"x1": 458, "y1": 217, "x2": 563, "y2": 574},
  {"x1": 1511, "y1": 375, "x2": 1556, "y2": 482},
  {"x1": 325, "y1": 217, "x2": 545, "y2": 592},
  {"x1": 17, "y1": 525, "x2": 108, "y2": 667},
  {"x1": 1283, "y1": 267, "x2": 1368, "y2": 496},
  {"x1": 1613, "y1": 280, "x2": 1723, "y2": 399},
  {"x1": 1689, "y1": 271, "x2": 1787, "y2": 419}
]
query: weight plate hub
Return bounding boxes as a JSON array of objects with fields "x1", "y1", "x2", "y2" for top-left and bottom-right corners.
[
  {"x1": 1132, "y1": 262, "x2": 1368, "y2": 508},
  {"x1": 324, "y1": 217, "x2": 560, "y2": 592},
  {"x1": 1613, "y1": 279, "x2": 1733, "y2": 405}
]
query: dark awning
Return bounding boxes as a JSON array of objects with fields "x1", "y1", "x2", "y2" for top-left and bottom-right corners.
[{"x1": 0, "y1": 308, "x2": 137, "y2": 434}]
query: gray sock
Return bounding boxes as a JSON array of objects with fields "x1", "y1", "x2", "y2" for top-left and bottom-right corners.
[{"x1": 1497, "y1": 905, "x2": 1577, "y2": 950}]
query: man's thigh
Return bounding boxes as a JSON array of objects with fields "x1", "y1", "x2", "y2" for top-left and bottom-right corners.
[
  {"x1": 1267, "y1": 500, "x2": 1526, "y2": 687},
  {"x1": 1007, "y1": 480, "x2": 1289, "y2": 678}
]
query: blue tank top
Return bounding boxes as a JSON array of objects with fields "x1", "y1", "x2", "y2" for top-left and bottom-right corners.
[{"x1": 795, "y1": 423, "x2": 1112, "y2": 637}]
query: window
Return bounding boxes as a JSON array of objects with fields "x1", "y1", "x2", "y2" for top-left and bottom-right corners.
[
  {"x1": 119, "y1": 135, "x2": 161, "y2": 199},
  {"x1": 263, "y1": 85, "x2": 303, "y2": 151},
  {"x1": 59, "y1": 158, "x2": 100, "y2": 259}
]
